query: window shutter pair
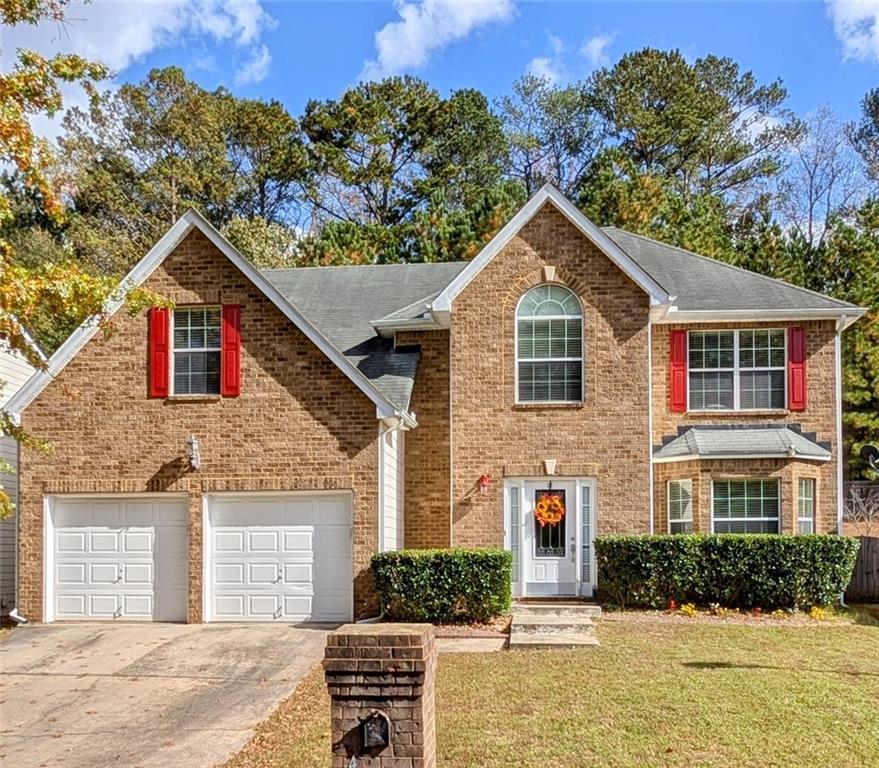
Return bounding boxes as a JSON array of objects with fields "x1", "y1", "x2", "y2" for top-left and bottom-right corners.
[
  {"x1": 147, "y1": 305, "x2": 241, "y2": 398},
  {"x1": 668, "y1": 327, "x2": 806, "y2": 412}
]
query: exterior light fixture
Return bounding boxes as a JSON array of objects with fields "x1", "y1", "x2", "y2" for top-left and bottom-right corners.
[
  {"x1": 186, "y1": 435, "x2": 201, "y2": 470},
  {"x1": 478, "y1": 474, "x2": 492, "y2": 496},
  {"x1": 861, "y1": 443, "x2": 879, "y2": 472}
]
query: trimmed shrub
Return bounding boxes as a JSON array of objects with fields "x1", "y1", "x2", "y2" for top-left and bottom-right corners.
[
  {"x1": 372, "y1": 548, "x2": 512, "y2": 623},
  {"x1": 595, "y1": 534, "x2": 861, "y2": 610}
]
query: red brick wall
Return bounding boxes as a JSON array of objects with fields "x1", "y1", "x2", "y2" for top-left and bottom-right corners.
[
  {"x1": 18, "y1": 229, "x2": 380, "y2": 622},
  {"x1": 448, "y1": 203, "x2": 653, "y2": 545}
]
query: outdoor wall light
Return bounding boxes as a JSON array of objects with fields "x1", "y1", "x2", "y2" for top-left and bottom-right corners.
[
  {"x1": 360, "y1": 710, "x2": 390, "y2": 750},
  {"x1": 186, "y1": 434, "x2": 201, "y2": 470},
  {"x1": 478, "y1": 474, "x2": 492, "y2": 496},
  {"x1": 861, "y1": 443, "x2": 879, "y2": 472}
]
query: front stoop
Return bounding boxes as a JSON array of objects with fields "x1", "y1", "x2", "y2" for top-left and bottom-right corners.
[{"x1": 509, "y1": 602, "x2": 601, "y2": 649}]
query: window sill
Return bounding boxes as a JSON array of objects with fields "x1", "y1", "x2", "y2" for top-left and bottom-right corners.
[
  {"x1": 685, "y1": 409, "x2": 790, "y2": 416},
  {"x1": 513, "y1": 401, "x2": 584, "y2": 410},
  {"x1": 165, "y1": 394, "x2": 223, "y2": 403}
]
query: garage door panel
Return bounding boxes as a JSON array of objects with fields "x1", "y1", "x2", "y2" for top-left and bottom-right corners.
[
  {"x1": 248, "y1": 530, "x2": 280, "y2": 552},
  {"x1": 53, "y1": 496, "x2": 187, "y2": 622},
  {"x1": 208, "y1": 494, "x2": 352, "y2": 622}
]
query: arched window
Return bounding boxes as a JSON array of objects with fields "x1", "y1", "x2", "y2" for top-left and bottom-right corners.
[{"x1": 516, "y1": 284, "x2": 583, "y2": 403}]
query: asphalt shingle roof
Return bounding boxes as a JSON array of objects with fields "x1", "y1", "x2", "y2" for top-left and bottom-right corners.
[
  {"x1": 261, "y1": 217, "x2": 859, "y2": 413},
  {"x1": 654, "y1": 426, "x2": 831, "y2": 462},
  {"x1": 262, "y1": 262, "x2": 467, "y2": 409},
  {"x1": 601, "y1": 227, "x2": 859, "y2": 313}
]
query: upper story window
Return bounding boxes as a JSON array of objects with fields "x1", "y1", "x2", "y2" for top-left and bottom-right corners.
[
  {"x1": 516, "y1": 284, "x2": 583, "y2": 403},
  {"x1": 172, "y1": 307, "x2": 221, "y2": 395},
  {"x1": 688, "y1": 329, "x2": 786, "y2": 411}
]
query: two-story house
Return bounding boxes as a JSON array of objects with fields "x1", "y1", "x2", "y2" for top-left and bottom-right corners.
[{"x1": 6, "y1": 185, "x2": 865, "y2": 623}]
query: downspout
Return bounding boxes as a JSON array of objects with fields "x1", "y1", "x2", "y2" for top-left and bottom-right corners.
[{"x1": 647, "y1": 313, "x2": 655, "y2": 534}]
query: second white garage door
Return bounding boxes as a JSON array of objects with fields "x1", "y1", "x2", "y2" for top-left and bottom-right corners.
[{"x1": 206, "y1": 493, "x2": 352, "y2": 622}]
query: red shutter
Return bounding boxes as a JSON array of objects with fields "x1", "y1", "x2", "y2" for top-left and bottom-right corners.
[
  {"x1": 669, "y1": 329, "x2": 687, "y2": 413},
  {"x1": 220, "y1": 304, "x2": 241, "y2": 397},
  {"x1": 147, "y1": 307, "x2": 170, "y2": 398},
  {"x1": 788, "y1": 326, "x2": 806, "y2": 411}
]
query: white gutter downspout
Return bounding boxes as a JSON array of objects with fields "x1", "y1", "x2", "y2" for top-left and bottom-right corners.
[
  {"x1": 647, "y1": 313, "x2": 655, "y2": 534},
  {"x1": 835, "y1": 316, "x2": 846, "y2": 536}
]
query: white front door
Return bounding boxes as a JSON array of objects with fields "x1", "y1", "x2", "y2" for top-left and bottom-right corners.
[
  {"x1": 523, "y1": 480, "x2": 577, "y2": 596},
  {"x1": 506, "y1": 478, "x2": 596, "y2": 598}
]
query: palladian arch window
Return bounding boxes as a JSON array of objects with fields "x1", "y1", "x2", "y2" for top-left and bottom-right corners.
[{"x1": 516, "y1": 284, "x2": 583, "y2": 403}]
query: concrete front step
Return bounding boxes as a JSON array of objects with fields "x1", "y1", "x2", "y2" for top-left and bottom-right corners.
[
  {"x1": 508, "y1": 632, "x2": 600, "y2": 649},
  {"x1": 512, "y1": 602, "x2": 603, "y2": 618},
  {"x1": 511, "y1": 615, "x2": 596, "y2": 635}
]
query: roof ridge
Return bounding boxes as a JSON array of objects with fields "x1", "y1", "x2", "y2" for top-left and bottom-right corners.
[
  {"x1": 261, "y1": 261, "x2": 468, "y2": 275},
  {"x1": 602, "y1": 226, "x2": 858, "y2": 310}
]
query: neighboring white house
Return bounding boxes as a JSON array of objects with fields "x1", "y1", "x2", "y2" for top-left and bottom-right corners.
[{"x1": 1, "y1": 339, "x2": 38, "y2": 616}]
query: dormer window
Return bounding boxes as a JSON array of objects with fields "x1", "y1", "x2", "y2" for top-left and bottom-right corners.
[{"x1": 516, "y1": 284, "x2": 583, "y2": 403}]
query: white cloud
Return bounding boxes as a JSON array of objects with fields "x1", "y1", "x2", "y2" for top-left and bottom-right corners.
[
  {"x1": 526, "y1": 56, "x2": 562, "y2": 85},
  {"x1": 360, "y1": 0, "x2": 515, "y2": 80},
  {"x1": 3, "y1": 0, "x2": 277, "y2": 137},
  {"x1": 580, "y1": 31, "x2": 617, "y2": 66},
  {"x1": 827, "y1": 0, "x2": 879, "y2": 61},
  {"x1": 235, "y1": 43, "x2": 271, "y2": 85}
]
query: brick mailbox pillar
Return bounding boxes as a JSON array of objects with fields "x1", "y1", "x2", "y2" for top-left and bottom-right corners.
[{"x1": 324, "y1": 623, "x2": 437, "y2": 768}]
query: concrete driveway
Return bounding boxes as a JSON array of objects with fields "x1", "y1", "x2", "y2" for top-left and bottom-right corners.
[{"x1": 0, "y1": 622, "x2": 332, "y2": 768}]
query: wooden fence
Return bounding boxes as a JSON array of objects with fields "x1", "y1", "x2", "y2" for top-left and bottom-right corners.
[{"x1": 846, "y1": 537, "x2": 879, "y2": 602}]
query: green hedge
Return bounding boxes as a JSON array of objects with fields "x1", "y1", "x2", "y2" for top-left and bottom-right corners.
[
  {"x1": 371, "y1": 548, "x2": 512, "y2": 623},
  {"x1": 595, "y1": 534, "x2": 861, "y2": 609}
]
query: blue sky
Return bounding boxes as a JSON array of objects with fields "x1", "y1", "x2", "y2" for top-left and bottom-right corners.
[{"x1": 8, "y1": 1, "x2": 879, "y2": 133}]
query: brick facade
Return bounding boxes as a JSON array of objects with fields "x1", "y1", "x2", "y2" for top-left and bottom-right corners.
[
  {"x1": 18, "y1": 229, "x2": 380, "y2": 622},
  {"x1": 448, "y1": 204, "x2": 653, "y2": 545},
  {"x1": 652, "y1": 321, "x2": 838, "y2": 534}
]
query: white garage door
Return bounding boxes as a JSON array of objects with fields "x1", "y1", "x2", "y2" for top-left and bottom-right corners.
[
  {"x1": 52, "y1": 496, "x2": 188, "y2": 621},
  {"x1": 207, "y1": 493, "x2": 352, "y2": 622}
]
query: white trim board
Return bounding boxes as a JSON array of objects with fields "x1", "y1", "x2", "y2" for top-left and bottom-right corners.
[
  {"x1": 6, "y1": 209, "x2": 413, "y2": 425},
  {"x1": 652, "y1": 453, "x2": 832, "y2": 464},
  {"x1": 431, "y1": 184, "x2": 671, "y2": 314}
]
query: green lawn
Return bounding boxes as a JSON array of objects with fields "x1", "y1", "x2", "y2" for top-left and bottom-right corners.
[{"x1": 226, "y1": 616, "x2": 879, "y2": 768}]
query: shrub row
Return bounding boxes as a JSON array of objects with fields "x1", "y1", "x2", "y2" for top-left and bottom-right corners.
[
  {"x1": 595, "y1": 534, "x2": 860, "y2": 609},
  {"x1": 372, "y1": 548, "x2": 512, "y2": 623}
]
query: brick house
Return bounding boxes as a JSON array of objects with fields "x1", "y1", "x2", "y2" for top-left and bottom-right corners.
[{"x1": 6, "y1": 185, "x2": 865, "y2": 623}]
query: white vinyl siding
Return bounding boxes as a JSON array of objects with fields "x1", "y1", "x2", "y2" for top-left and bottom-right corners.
[
  {"x1": 516, "y1": 285, "x2": 583, "y2": 403},
  {"x1": 798, "y1": 478, "x2": 816, "y2": 534},
  {"x1": 688, "y1": 329, "x2": 786, "y2": 411},
  {"x1": 712, "y1": 479, "x2": 780, "y2": 534},
  {"x1": 1, "y1": 343, "x2": 37, "y2": 614},
  {"x1": 380, "y1": 428, "x2": 405, "y2": 552},
  {"x1": 0, "y1": 438, "x2": 18, "y2": 614},
  {"x1": 668, "y1": 480, "x2": 694, "y2": 534}
]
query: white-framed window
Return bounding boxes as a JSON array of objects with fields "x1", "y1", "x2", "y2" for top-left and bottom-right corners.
[
  {"x1": 688, "y1": 329, "x2": 786, "y2": 411},
  {"x1": 668, "y1": 479, "x2": 694, "y2": 534},
  {"x1": 712, "y1": 479, "x2": 780, "y2": 534},
  {"x1": 798, "y1": 478, "x2": 816, "y2": 534},
  {"x1": 516, "y1": 284, "x2": 583, "y2": 403},
  {"x1": 172, "y1": 306, "x2": 221, "y2": 395}
]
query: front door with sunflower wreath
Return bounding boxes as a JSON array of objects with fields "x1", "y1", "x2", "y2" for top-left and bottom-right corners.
[{"x1": 522, "y1": 481, "x2": 578, "y2": 595}]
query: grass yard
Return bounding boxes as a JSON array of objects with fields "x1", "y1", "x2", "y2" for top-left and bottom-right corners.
[{"x1": 225, "y1": 616, "x2": 879, "y2": 768}]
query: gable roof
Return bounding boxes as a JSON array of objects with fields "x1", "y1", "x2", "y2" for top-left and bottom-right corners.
[
  {"x1": 603, "y1": 227, "x2": 863, "y2": 325},
  {"x1": 6, "y1": 209, "x2": 415, "y2": 424},
  {"x1": 262, "y1": 262, "x2": 467, "y2": 410},
  {"x1": 430, "y1": 184, "x2": 671, "y2": 314}
]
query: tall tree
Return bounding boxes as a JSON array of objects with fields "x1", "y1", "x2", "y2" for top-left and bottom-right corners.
[
  {"x1": 496, "y1": 74, "x2": 602, "y2": 196},
  {"x1": 774, "y1": 106, "x2": 866, "y2": 246},
  {"x1": 588, "y1": 48, "x2": 799, "y2": 206},
  {"x1": 849, "y1": 88, "x2": 879, "y2": 182}
]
